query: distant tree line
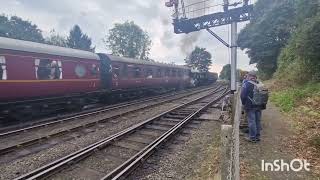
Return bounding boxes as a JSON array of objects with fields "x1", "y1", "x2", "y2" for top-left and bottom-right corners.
[
  {"x1": 0, "y1": 14, "x2": 213, "y2": 71},
  {"x1": 219, "y1": 64, "x2": 231, "y2": 81},
  {"x1": 0, "y1": 15, "x2": 94, "y2": 52},
  {"x1": 219, "y1": 64, "x2": 248, "y2": 82},
  {"x1": 0, "y1": 15, "x2": 152, "y2": 60},
  {"x1": 238, "y1": 0, "x2": 320, "y2": 84}
]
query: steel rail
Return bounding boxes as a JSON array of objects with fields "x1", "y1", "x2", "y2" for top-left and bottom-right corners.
[
  {"x1": 14, "y1": 85, "x2": 225, "y2": 180},
  {"x1": 104, "y1": 87, "x2": 229, "y2": 180},
  {"x1": 0, "y1": 86, "x2": 213, "y2": 138},
  {"x1": 0, "y1": 85, "x2": 217, "y2": 156}
]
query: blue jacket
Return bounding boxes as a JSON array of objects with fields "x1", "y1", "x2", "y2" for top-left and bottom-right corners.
[
  {"x1": 242, "y1": 79, "x2": 248, "y2": 84},
  {"x1": 241, "y1": 81, "x2": 264, "y2": 110}
]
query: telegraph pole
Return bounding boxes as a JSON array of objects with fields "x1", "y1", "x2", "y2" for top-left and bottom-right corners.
[{"x1": 230, "y1": 21, "x2": 237, "y2": 92}]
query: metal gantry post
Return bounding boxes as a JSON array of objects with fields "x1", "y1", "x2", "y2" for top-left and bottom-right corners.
[
  {"x1": 230, "y1": 21, "x2": 237, "y2": 92},
  {"x1": 166, "y1": 1, "x2": 253, "y2": 91}
]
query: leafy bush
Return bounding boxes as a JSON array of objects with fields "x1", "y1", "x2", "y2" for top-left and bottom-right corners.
[
  {"x1": 270, "y1": 83, "x2": 320, "y2": 112},
  {"x1": 238, "y1": 0, "x2": 320, "y2": 82},
  {"x1": 275, "y1": 13, "x2": 320, "y2": 84}
]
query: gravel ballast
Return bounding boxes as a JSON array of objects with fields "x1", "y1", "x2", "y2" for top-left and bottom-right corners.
[{"x1": 0, "y1": 88, "x2": 217, "y2": 179}]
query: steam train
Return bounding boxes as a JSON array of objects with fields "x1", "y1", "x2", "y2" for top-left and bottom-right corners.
[{"x1": 0, "y1": 37, "x2": 216, "y2": 121}]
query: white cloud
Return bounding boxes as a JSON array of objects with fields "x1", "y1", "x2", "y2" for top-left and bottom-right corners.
[{"x1": 0, "y1": 0, "x2": 253, "y2": 73}]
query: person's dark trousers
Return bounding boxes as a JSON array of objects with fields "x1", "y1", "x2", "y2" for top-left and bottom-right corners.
[{"x1": 246, "y1": 109, "x2": 262, "y2": 140}]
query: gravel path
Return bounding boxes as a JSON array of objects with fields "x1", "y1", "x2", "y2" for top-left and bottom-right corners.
[
  {"x1": 0, "y1": 88, "x2": 216, "y2": 180},
  {"x1": 240, "y1": 103, "x2": 318, "y2": 180}
]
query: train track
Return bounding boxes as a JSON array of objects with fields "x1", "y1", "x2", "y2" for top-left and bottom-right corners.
[
  {"x1": 0, "y1": 85, "x2": 218, "y2": 159},
  {"x1": 0, "y1": 86, "x2": 210, "y2": 135},
  {"x1": 15, "y1": 85, "x2": 228, "y2": 180}
]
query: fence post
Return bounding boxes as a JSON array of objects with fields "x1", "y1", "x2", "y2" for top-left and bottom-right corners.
[
  {"x1": 221, "y1": 124, "x2": 232, "y2": 180},
  {"x1": 233, "y1": 86, "x2": 241, "y2": 180},
  {"x1": 230, "y1": 94, "x2": 235, "y2": 124}
]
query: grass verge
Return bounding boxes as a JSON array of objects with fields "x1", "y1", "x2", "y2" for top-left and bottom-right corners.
[
  {"x1": 270, "y1": 82, "x2": 320, "y2": 112},
  {"x1": 267, "y1": 81, "x2": 320, "y2": 176}
]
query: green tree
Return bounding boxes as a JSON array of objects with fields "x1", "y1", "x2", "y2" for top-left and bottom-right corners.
[
  {"x1": 0, "y1": 15, "x2": 44, "y2": 43},
  {"x1": 104, "y1": 21, "x2": 151, "y2": 60},
  {"x1": 45, "y1": 29, "x2": 68, "y2": 47},
  {"x1": 237, "y1": 0, "x2": 296, "y2": 80},
  {"x1": 185, "y1": 46, "x2": 212, "y2": 73},
  {"x1": 219, "y1": 64, "x2": 231, "y2": 80},
  {"x1": 67, "y1": 25, "x2": 95, "y2": 52},
  {"x1": 295, "y1": 0, "x2": 319, "y2": 23},
  {"x1": 276, "y1": 11, "x2": 320, "y2": 84}
]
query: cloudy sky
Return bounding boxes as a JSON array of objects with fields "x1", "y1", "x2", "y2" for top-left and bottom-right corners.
[{"x1": 0, "y1": 0, "x2": 256, "y2": 74}]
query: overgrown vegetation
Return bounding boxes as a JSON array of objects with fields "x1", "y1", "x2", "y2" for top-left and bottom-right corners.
[
  {"x1": 241, "y1": 1, "x2": 320, "y2": 175},
  {"x1": 238, "y1": 0, "x2": 320, "y2": 84},
  {"x1": 275, "y1": 11, "x2": 320, "y2": 84},
  {"x1": 270, "y1": 83, "x2": 320, "y2": 112},
  {"x1": 270, "y1": 82, "x2": 320, "y2": 174}
]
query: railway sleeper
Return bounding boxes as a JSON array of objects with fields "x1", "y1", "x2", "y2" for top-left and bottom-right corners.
[
  {"x1": 114, "y1": 141, "x2": 144, "y2": 152},
  {"x1": 169, "y1": 112, "x2": 191, "y2": 116},
  {"x1": 137, "y1": 129, "x2": 164, "y2": 137},
  {"x1": 145, "y1": 124, "x2": 171, "y2": 131},
  {"x1": 159, "y1": 117, "x2": 181, "y2": 122},
  {"x1": 152, "y1": 120, "x2": 177, "y2": 126},
  {"x1": 163, "y1": 114, "x2": 186, "y2": 119},
  {"x1": 125, "y1": 136, "x2": 155, "y2": 145}
]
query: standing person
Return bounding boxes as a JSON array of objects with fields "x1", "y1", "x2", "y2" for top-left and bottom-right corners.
[
  {"x1": 240, "y1": 71, "x2": 267, "y2": 142},
  {"x1": 242, "y1": 74, "x2": 248, "y2": 84},
  {"x1": 50, "y1": 61, "x2": 61, "y2": 79}
]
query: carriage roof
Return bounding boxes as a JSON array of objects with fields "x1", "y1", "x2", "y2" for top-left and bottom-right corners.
[
  {"x1": 0, "y1": 37, "x2": 100, "y2": 60},
  {"x1": 106, "y1": 54, "x2": 189, "y2": 70}
]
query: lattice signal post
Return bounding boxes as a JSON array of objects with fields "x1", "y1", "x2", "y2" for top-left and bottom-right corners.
[{"x1": 165, "y1": 0, "x2": 253, "y2": 92}]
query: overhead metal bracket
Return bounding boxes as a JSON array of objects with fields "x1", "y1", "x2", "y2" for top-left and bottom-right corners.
[
  {"x1": 206, "y1": 28, "x2": 230, "y2": 48},
  {"x1": 173, "y1": 5, "x2": 253, "y2": 34}
]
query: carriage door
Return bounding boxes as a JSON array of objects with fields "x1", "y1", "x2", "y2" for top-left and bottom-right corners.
[{"x1": 97, "y1": 53, "x2": 112, "y2": 90}]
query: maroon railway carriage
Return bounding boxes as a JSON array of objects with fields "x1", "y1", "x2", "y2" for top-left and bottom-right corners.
[
  {"x1": 0, "y1": 37, "x2": 191, "y2": 122},
  {"x1": 103, "y1": 54, "x2": 191, "y2": 91},
  {"x1": 0, "y1": 37, "x2": 101, "y2": 103}
]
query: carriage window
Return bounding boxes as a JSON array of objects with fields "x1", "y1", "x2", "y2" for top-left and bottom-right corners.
[
  {"x1": 178, "y1": 70, "x2": 182, "y2": 77},
  {"x1": 172, "y1": 69, "x2": 177, "y2": 77},
  {"x1": 0, "y1": 56, "x2": 7, "y2": 80},
  {"x1": 112, "y1": 66, "x2": 120, "y2": 78},
  {"x1": 133, "y1": 67, "x2": 141, "y2": 78},
  {"x1": 156, "y1": 69, "x2": 162, "y2": 78},
  {"x1": 165, "y1": 69, "x2": 170, "y2": 77},
  {"x1": 146, "y1": 68, "x2": 153, "y2": 78},
  {"x1": 122, "y1": 65, "x2": 128, "y2": 78},
  {"x1": 35, "y1": 59, "x2": 62, "y2": 80},
  {"x1": 91, "y1": 64, "x2": 99, "y2": 76}
]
